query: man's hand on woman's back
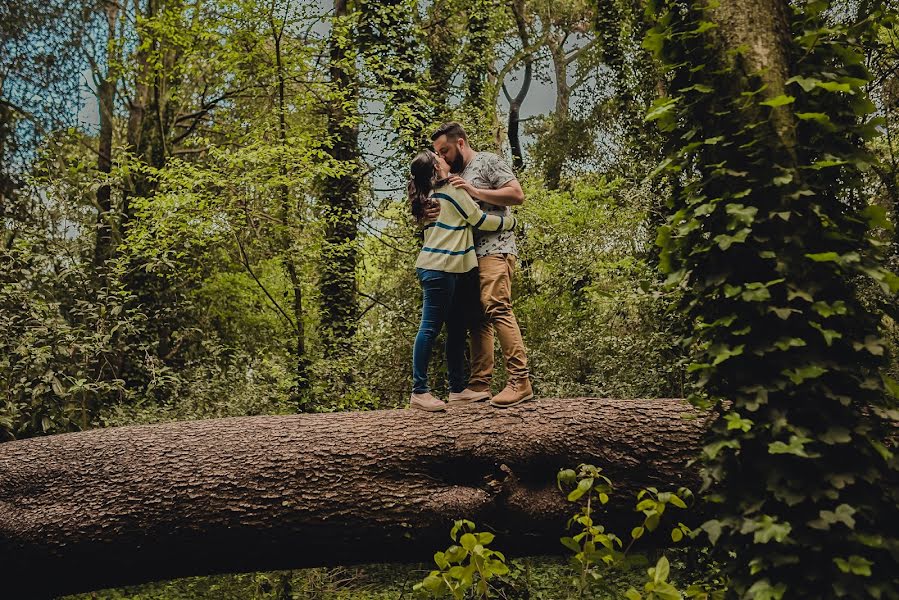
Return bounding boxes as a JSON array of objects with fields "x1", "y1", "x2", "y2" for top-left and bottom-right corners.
[{"x1": 423, "y1": 199, "x2": 441, "y2": 222}]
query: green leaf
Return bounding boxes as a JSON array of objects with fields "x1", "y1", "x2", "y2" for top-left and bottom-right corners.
[
  {"x1": 774, "y1": 337, "x2": 807, "y2": 351},
  {"x1": 671, "y1": 528, "x2": 684, "y2": 542},
  {"x1": 654, "y1": 555, "x2": 671, "y2": 583},
  {"x1": 625, "y1": 589, "x2": 642, "y2": 600},
  {"x1": 810, "y1": 504, "x2": 856, "y2": 530},
  {"x1": 805, "y1": 251, "x2": 840, "y2": 262},
  {"x1": 710, "y1": 343, "x2": 744, "y2": 365},
  {"x1": 819, "y1": 427, "x2": 851, "y2": 445},
  {"x1": 760, "y1": 94, "x2": 795, "y2": 107},
  {"x1": 768, "y1": 435, "x2": 815, "y2": 457},
  {"x1": 704, "y1": 439, "x2": 740, "y2": 459},
  {"x1": 810, "y1": 322, "x2": 841, "y2": 346},
  {"x1": 786, "y1": 75, "x2": 819, "y2": 92},
  {"x1": 853, "y1": 335, "x2": 885, "y2": 356},
  {"x1": 816, "y1": 81, "x2": 852, "y2": 92},
  {"x1": 701, "y1": 520, "x2": 723, "y2": 545},
  {"x1": 834, "y1": 555, "x2": 873, "y2": 576},
  {"x1": 781, "y1": 364, "x2": 827, "y2": 384},
  {"x1": 724, "y1": 412, "x2": 753, "y2": 432},
  {"x1": 861, "y1": 204, "x2": 892, "y2": 230},
  {"x1": 460, "y1": 533, "x2": 477, "y2": 551},
  {"x1": 795, "y1": 112, "x2": 834, "y2": 129},
  {"x1": 741, "y1": 515, "x2": 792, "y2": 543},
  {"x1": 568, "y1": 477, "x2": 593, "y2": 502},
  {"x1": 477, "y1": 532, "x2": 495, "y2": 545},
  {"x1": 561, "y1": 536, "x2": 580, "y2": 553}
]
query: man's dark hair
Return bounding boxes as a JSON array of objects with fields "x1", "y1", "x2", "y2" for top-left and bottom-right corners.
[{"x1": 431, "y1": 122, "x2": 468, "y2": 142}]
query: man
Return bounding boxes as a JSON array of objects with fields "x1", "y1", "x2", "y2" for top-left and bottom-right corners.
[{"x1": 427, "y1": 121, "x2": 533, "y2": 408}]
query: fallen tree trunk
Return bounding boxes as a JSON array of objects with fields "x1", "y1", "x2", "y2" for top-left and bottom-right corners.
[{"x1": 0, "y1": 398, "x2": 706, "y2": 598}]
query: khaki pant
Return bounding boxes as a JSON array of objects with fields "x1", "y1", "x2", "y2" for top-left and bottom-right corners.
[{"x1": 469, "y1": 254, "x2": 529, "y2": 390}]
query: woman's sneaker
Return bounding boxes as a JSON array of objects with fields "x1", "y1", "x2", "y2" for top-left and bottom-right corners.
[
  {"x1": 410, "y1": 392, "x2": 447, "y2": 412},
  {"x1": 447, "y1": 388, "x2": 491, "y2": 405}
]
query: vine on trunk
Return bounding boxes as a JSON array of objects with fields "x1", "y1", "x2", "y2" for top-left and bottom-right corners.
[{"x1": 644, "y1": 1, "x2": 899, "y2": 597}]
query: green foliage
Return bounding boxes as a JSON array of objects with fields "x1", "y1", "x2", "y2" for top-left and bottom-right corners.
[
  {"x1": 413, "y1": 520, "x2": 510, "y2": 599},
  {"x1": 557, "y1": 464, "x2": 707, "y2": 599},
  {"x1": 644, "y1": 1, "x2": 899, "y2": 597}
]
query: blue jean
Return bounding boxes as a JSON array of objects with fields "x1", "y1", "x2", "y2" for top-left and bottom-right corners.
[{"x1": 412, "y1": 268, "x2": 479, "y2": 394}]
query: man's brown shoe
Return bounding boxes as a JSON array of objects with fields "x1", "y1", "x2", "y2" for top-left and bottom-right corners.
[
  {"x1": 447, "y1": 388, "x2": 491, "y2": 405},
  {"x1": 410, "y1": 392, "x2": 447, "y2": 412},
  {"x1": 490, "y1": 378, "x2": 534, "y2": 408}
]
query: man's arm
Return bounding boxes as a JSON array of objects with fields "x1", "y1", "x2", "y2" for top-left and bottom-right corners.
[{"x1": 447, "y1": 176, "x2": 524, "y2": 207}]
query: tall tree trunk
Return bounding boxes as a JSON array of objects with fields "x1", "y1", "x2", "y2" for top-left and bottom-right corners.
[
  {"x1": 272, "y1": 12, "x2": 308, "y2": 394},
  {"x1": 426, "y1": 1, "x2": 456, "y2": 116},
  {"x1": 708, "y1": 0, "x2": 796, "y2": 156},
  {"x1": 544, "y1": 33, "x2": 571, "y2": 190},
  {"x1": 506, "y1": 0, "x2": 533, "y2": 171},
  {"x1": 358, "y1": 0, "x2": 431, "y2": 152},
  {"x1": 0, "y1": 398, "x2": 705, "y2": 598},
  {"x1": 93, "y1": 0, "x2": 121, "y2": 269},
  {"x1": 319, "y1": 0, "x2": 361, "y2": 358}
]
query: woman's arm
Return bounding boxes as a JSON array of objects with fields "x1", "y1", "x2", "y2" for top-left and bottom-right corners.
[{"x1": 438, "y1": 188, "x2": 516, "y2": 232}]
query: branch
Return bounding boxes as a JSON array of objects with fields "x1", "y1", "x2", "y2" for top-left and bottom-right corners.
[
  {"x1": 565, "y1": 36, "x2": 598, "y2": 66},
  {"x1": 234, "y1": 232, "x2": 298, "y2": 332}
]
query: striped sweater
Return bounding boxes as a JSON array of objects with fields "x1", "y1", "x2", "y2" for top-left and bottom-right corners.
[{"x1": 415, "y1": 183, "x2": 517, "y2": 273}]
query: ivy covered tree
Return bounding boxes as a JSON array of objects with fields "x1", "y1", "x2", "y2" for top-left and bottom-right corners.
[{"x1": 645, "y1": 0, "x2": 899, "y2": 597}]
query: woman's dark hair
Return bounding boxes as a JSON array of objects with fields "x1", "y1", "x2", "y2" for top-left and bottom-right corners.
[{"x1": 408, "y1": 149, "x2": 445, "y2": 222}]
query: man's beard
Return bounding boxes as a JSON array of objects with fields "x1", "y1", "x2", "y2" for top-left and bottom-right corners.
[{"x1": 450, "y1": 153, "x2": 465, "y2": 174}]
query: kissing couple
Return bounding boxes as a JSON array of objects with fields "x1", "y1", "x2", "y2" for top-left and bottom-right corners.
[{"x1": 406, "y1": 122, "x2": 533, "y2": 411}]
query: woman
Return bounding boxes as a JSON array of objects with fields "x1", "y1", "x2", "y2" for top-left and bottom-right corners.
[{"x1": 407, "y1": 150, "x2": 517, "y2": 411}]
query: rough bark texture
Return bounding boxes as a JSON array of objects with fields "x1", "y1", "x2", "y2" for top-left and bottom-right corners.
[
  {"x1": 0, "y1": 398, "x2": 705, "y2": 598},
  {"x1": 93, "y1": 1, "x2": 120, "y2": 269},
  {"x1": 319, "y1": 0, "x2": 361, "y2": 358},
  {"x1": 710, "y1": 0, "x2": 797, "y2": 155}
]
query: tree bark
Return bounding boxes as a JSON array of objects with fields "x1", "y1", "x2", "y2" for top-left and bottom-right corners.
[
  {"x1": 319, "y1": 0, "x2": 361, "y2": 358},
  {"x1": 93, "y1": 0, "x2": 121, "y2": 269},
  {"x1": 0, "y1": 398, "x2": 705, "y2": 598},
  {"x1": 506, "y1": 0, "x2": 533, "y2": 172},
  {"x1": 709, "y1": 0, "x2": 796, "y2": 157},
  {"x1": 271, "y1": 11, "x2": 308, "y2": 394}
]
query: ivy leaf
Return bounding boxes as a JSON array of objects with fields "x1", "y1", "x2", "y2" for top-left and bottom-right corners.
[
  {"x1": 811, "y1": 300, "x2": 847, "y2": 317},
  {"x1": 861, "y1": 204, "x2": 892, "y2": 230},
  {"x1": 810, "y1": 322, "x2": 842, "y2": 346},
  {"x1": 774, "y1": 337, "x2": 807, "y2": 351},
  {"x1": 833, "y1": 555, "x2": 873, "y2": 576},
  {"x1": 704, "y1": 439, "x2": 740, "y2": 459},
  {"x1": 746, "y1": 580, "x2": 788, "y2": 600},
  {"x1": 806, "y1": 251, "x2": 840, "y2": 262},
  {"x1": 701, "y1": 519, "x2": 723, "y2": 545},
  {"x1": 819, "y1": 427, "x2": 852, "y2": 445},
  {"x1": 726, "y1": 203, "x2": 758, "y2": 225},
  {"x1": 740, "y1": 515, "x2": 792, "y2": 543},
  {"x1": 760, "y1": 94, "x2": 795, "y2": 107},
  {"x1": 795, "y1": 112, "x2": 835, "y2": 129},
  {"x1": 809, "y1": 504, "x2": 856, "y2": 531},
  {"x1": 853, "y1": 335, "x2": 885, "y2": 356},
  {"x1": 724, "y1": 412, "x2": 753, "y2": 432},
  {"x1": 786, "y1": 75, "x2": 820, "y2": 92},
  {"x1": 769, "y1": 435, "x2": 815, "y2": 457},
  {"x1": 710, "y1": 343, "x2": 745, "y2": 365},
  {"x1": 714, "y1": 228, "x2": 750, "y2": 250},
  {"x1": 781, "y1": 364, "x2": 827, "y2": 384},
  {"x1": 816, "y1": 81, "x2": 852, "y2": 92}
]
